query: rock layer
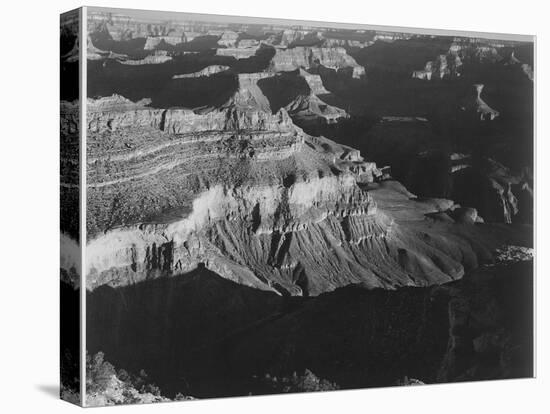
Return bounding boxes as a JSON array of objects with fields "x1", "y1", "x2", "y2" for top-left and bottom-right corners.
[
  {"x1": 270, "y1": 47, "x2": 365, "y2": 78},
  {"x1": 85, "y1": 83, "x2": 502, "y2": 295}
]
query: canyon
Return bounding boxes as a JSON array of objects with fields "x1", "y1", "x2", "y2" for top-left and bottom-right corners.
[{"x1": 60, "y1": 8, "x2": 534, "y2": 404}]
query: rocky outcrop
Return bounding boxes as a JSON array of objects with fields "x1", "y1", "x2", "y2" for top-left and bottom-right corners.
[
  {"x1": 86, "y1": 73, "x2": 298, "y2": 134},
  {"x1": 374, "y1": 31, "x2": 413, "y2": 42},
  {"x1": 217, "y1": 31, "x2": 239, "y2": 47},
  {"x1": 216, "y1": 47, "x2": 260, "y2": 59},
  {"x1": 86, "y1": 174, "x2": 499, "y2": 295},
  {"x1": 238, "y1": 39, "x2": 260, "y2": 48},
  {"x1": 451, "y1": 158, "x2": 532, "y2": 224},
  {"x1": 225, "y1": 72, "x2": 274, "y2": 112},
  {"x1": 521, "y1": 63, "x2": 534, "y2": 81},
  {"x1": 143, "y1": 34, "x2": 184, "y2": 50},
  {"x1": 270, "y1": 47, "x2": 365, "y2": 78},
  {"x1": 412, "y1": 53, "x2": 463, "y2": 80},
  {"x1": 412, "y1": 54, "x2": 456, "y2": 80},
  {"x1": 461, "y1": 84, "x2": 499, "y2": 121},
  {"x1": 172, "y1": 65, "x2": 230, "y2": 79},
  {"x1": 257, "y1": 68, "x2": 348, "y2": 125},
  {"x1": 84, "y1": 69, "x2": 510, "y2": 296},
  {"x1": 285, "y1": 93, "x2": 348, "y2": 124},
  {"x1": 504, "y1": 51, "x2": 534, "y2": 81},
  {"x1": 323, "y1": 38, "x2": 374, "y2": 49},
  {"x1": 278, "y1": 29, "x2": 322, "y2": 47},
  {"x1": 118, "y1": 50, "x2": 172, "y2": 65},
  {"x1": 411, "y1": 41, "x2": 518, "y2": 81},
  {"x1": 85, "y1": 351, "x2": 192, "y2": 406},
  {"x1": 298, "y1": 68, "x2": 330, "y2": 94}
]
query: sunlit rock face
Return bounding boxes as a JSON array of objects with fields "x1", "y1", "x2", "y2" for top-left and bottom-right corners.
[
  {"x1": 84, "y1": 73, "x2": 500, "y2": 296},
  {"x1": 461, "y1": 84, "x2": 500, "y2": 121},
  {"x1": 81, "y1": 9, "x2": 532, "y2": 301},
  {"x1": 172, "y1": 65, "x2": 230, "y2": 79},
  {"x1": 270, "y1": 46, "x2": 365, "y2": 78}
]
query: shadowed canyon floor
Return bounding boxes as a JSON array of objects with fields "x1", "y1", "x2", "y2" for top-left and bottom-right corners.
[{"x1": 86, "y1": 259, "x2": 533, "y2": 398}]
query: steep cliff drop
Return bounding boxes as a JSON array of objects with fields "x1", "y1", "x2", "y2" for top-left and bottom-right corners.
[{"x1": 84, "y1": 76, "x2": 517, "y2": 295}]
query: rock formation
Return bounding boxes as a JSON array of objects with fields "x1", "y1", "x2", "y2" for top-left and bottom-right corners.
[
  {"x1": 284, "y1": 93, "x2": 348, "y2": 124},
  {"x1": 461, "y1": 84, "x2": 500, "y2": 121},
  {"x1": 172, "y1": 65, "x2": 230, "y2": 79},
  {"x1": 216, "y1": 47, "x2": 261, "y2": 59},
  {"x1": 143, "y1": 34, "x2": 184, "y2": 50},
  {"x1": 118, "y1": 50, "x2": 172, "y2": 65},
  {"x1": 217, "y1": 31, "x2": 239, "y2": 47},
  {"x1": 412, "y1": 54, "x2": 456, "y2": 80},
  {"x1": 270, "y1": 46, "x2": 365, "y2": 78},
  {"x1": 84, "y1": 79, "x2": 503, "y2": 295},
  {"x1": 298, "y1": 68, "x2": 330, "y2": 94},
  {"x1": 504, "y1": 51, "x2": 534, "y2": 81}
]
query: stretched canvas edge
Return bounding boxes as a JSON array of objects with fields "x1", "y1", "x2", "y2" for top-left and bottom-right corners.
[
  {"x1": 86, "y1": 5, "x2": 535, "y2": 42},
  {"x1": 79, "y1": 5, "x2": 88, "y2": 407}
]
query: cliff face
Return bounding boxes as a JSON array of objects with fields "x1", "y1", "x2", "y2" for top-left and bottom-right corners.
[
  {"x1": 82, "y1": 11, "x2": 532, "y2": 299},
  {"x1": 216, "y1": 47, "x2": 260, "y2": 59},
  {"x1": 173, "y1": 65, "x2": 230, "y2": 79},
  {"x1": 411, "y1": 41, "x2": 532, "y2": 81},
  {"x1": 284, "y1": 93, "x2": 348, "y2": 124},
  {"x1": 85, "y1": 76, "x2": 504, "y2": 295},
  {"x1": 299, "y1": 68, "x2": 329, "y2": 94},
  {"x1": 270, "y1": 47, "x2": 365, "y2": 78}
]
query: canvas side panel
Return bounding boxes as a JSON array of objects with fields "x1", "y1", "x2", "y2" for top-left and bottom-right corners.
[{"x1": 60, "y1": 8, "x2": 82, "y2": 406}]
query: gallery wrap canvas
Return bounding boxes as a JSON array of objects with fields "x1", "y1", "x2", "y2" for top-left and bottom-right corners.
[{"x1": 60, "y1": 6, "x2": 535, "y2": 407}]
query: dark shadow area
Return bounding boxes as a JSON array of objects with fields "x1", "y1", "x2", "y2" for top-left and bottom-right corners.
[
  {"x1": 258, "y1": 70, "x2": 311, "y2": 113},
  {"x1": 88, "y1": 60, "x2": 239, "y2": 108},
  {"x1": 60, "y1": 281, "x2": 80, "y2": 398},
  {"x1": 87, "y1": 44, "x2": 276, "y2": 108},
  {"x1": 87, "y1": 261, "x2": 533, "y2": 399},
  {"x1": 350, "y1": 37, "x2": 454, "y2": 77}
]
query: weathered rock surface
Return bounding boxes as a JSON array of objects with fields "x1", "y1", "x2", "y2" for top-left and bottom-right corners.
[
  {"x1": 298, "y1": 68, "x2": 330, "y2": 94},
  {"x1": 412, "y1": 54, "x2": 458, "y2": 80},
  {"x1": 217, "y1": 31, "x2": 239, "y2": 47},
  {"x1": 216, "y1": 47, "x2": 260, "y2": 59},
  {"x1": 172, "y1": 65, "x2": 230, "y2": 79},
  {"x1": 118, "y1": 50, "x2": 172, "y2": 65},
  {"x1": 270, "y1": 47, "x2": 365, "y2": 78},
  {"x1": 85, "y1": 81, "x2": 505, "y2": 295},
  {"x1": 285, "y1": 93, "x2": 348, "y2": 124},
  {"x1": 144, "y1": 34, "x2": 184, "y2": 50}
]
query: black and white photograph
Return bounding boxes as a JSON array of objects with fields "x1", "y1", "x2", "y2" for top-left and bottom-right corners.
[
  {"x1": 57, "y1": 5, "x2": 538, "y2": 407},
  {"x1": 3, "y1": 0, "x2": 548, "y2": 412}
]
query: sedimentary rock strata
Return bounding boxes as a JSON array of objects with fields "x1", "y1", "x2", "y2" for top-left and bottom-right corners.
[
  {"x1": 172, "y1": 65, "x2": 230, "y2": 79},
  {"x1": 85, "y1": 78, "x2": 501, "y2": 296},
  {"x1": 298, "y1": 68, "x2": 330, "y2": 94},
  {"x1": 216, "y1": 47, "x2": 261, "y2": 59},
  {"x1": 118, "y1": 50, "x2": 172, "y2": 65},
  {"x1": 270, "y1": 46, "x2": 365, "y2": 78}
]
